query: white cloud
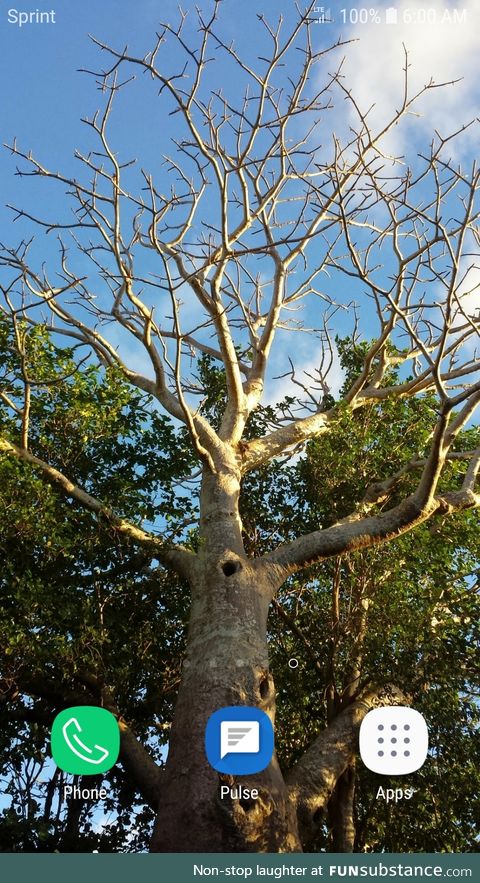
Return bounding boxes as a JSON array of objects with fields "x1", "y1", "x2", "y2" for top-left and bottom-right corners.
[
  {"x1": 451, "y1": 263, "x2": 480, "y2": 361},
  {"x1": 263, "y1": 332, "x2": 345, "y2": 408},
  {"x1": 455, "y1": 265, "x2": 480, "y2": 320},
  {"x1": 328, "y1": 0, "x2": 480, "y2": 158}
]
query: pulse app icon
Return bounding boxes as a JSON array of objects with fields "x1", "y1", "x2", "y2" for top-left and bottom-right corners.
[
  {"x1": 205, "y1": 706, "x2": 274, "y2": 775},
  {"x1": 359, "y1": 706, "x2": 428, "y2": 775}
]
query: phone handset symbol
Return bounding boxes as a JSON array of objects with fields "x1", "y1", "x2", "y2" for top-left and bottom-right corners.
[{"x1": 62, "y1": 717, "x2": 110, "y2": 765}]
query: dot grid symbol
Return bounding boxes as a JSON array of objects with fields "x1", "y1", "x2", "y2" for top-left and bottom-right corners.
[{"x1": 359, "y1": 706, "x2": 428, "y2": 775}]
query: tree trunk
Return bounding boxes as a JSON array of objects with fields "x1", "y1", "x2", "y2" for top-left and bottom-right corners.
[
  {"x1": 148, "y1": 467, "x2": 402, "y2": 852},
  {"x1": 150, "y1": 466, "x2": 302, "y2": 852},
  {"x1": 327, "y1": 763, "x2": 356, "y2": 852},
  {"x1": 150, "y1": 559, "x2": 301, "y2": 851}
]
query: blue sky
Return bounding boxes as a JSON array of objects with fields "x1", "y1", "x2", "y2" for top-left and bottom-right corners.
[
  {"x1": 1, "y1": 0, "x2": 479, "y2": 402},
  {"x1": 0, "y1": 0, "x2": 478, "y2": 841}
]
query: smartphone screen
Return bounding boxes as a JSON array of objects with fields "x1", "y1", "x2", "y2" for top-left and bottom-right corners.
[{"x1": 0, "y1": 0, "x2": 479, "y2": 872}]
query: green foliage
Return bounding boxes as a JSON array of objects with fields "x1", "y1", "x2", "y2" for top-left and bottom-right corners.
[
  {"x1": 0, "y1": 319, "x2": 193, "y2": 851},
  {"x1": 270, "y1": 353, "x2": 479, "y2": 851},
  {"x1": 0, "y1": 330, "x2": 478, "y2": 852}
]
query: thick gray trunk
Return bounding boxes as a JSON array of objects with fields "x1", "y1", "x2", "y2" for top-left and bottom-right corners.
[
  {"x1": 150, "y1": 467, "x2": 301, "y2": 851},
  {"x1": 327, "y1": 763, "x2": 356, "y2": 852},
  {"x1": 148, "y1": 469, "x2": 398, "y2": 852},
  {"x1": 150, "y1": 560, "x2": 300, "y2": 851}
]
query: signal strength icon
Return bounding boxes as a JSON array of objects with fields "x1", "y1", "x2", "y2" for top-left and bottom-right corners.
[{"x1": 312, "y1": 7, "x2": 333, "y2": 24}]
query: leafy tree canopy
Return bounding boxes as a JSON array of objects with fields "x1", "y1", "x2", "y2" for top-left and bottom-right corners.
[{"x1": 1, "y1": 323, "x2": 478, "y2": 851}]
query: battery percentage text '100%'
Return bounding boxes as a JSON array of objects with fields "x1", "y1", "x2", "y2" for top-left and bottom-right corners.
[{"x1": 339, "y1": 8, "x2": 468, "y2": 25}]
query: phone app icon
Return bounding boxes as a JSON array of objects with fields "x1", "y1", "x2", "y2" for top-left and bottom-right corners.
[
  {"x1": 205, "y1": 706, "x2": 274, "y2": 775},
  {"x1": 359, "y1": 706, "x2": 428, "y2": 775},
  {"x1": 51, "y1": 706, "x2": 120, "y2": 775}
]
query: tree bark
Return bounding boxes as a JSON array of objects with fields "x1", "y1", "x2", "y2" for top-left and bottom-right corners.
[
  {"x1": 150, "y1": 558, "x2": 300, "y2": 851},
  {"x1": 150, "y1": 467, "x2": 301, "y2": 852},
  {"x1": 327, "y1": 763, "x2": 356, "y2": 852},
  {"x1": 287, "y1": 685, "x2": 406, "y2": 848},
  {"x1": 148, "y1": 464, "x2": 408, "y2": 852}
]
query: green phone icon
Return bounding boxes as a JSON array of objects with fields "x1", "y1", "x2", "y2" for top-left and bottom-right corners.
[{"x1": 51, "y1": 706, "x2": 120, "y2": 775}]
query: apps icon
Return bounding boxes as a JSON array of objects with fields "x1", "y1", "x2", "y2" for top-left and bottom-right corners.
[
  {"x1": 51, "y1": 706, "x2": 120, "y2": 775},
  {"x1": 359, "y1": 706, "x2": 428, "y2": 775},
  {"x1": 205, "y1": 706, "x2": 274, "y2": 775}
]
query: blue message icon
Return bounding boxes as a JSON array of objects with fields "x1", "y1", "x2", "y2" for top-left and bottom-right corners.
[{"x1": 205, "y1": 706, "x2": 274, "y2": 775}]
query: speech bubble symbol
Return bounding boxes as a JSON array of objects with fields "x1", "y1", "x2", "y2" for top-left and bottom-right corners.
[{"x1": 220, "y1": 720, "x2": 259, "y2": 759}]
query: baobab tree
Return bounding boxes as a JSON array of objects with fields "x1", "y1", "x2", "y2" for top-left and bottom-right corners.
[{"x1": 0, "y1": 3, "x2": 479, "y2": 852}]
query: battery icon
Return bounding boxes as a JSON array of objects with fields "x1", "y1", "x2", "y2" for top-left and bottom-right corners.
[{"x1": 385, "y1": 7, "x2": 398, "y2": 24}]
